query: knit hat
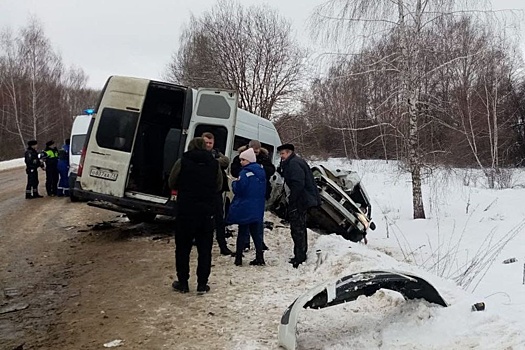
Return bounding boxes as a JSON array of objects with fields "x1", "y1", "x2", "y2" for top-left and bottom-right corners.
[
  {"x1": 240, "y1": 148, "x2": 257, "y2": 163},
  {"x1": 27, "y1": 140, "x2": 37, "y2": 147}
]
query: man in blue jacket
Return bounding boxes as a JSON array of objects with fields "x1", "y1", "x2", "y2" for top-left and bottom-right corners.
[{"x1": 277, "y1": 143, "x2": 321, "y2": 268}]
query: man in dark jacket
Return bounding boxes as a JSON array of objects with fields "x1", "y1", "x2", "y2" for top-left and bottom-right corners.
[
  {"x1": 42, "y1": 140, "x2": 59, "y2": 196},
  {"x1": 202, "y1": 132, "x2": 232, "y2": 256},
  {"x1": 168, "y1": 137, "x2": 222, "y2": 294},
  {"x1": 24, "y1": 140, "x2": 44, "y2": 199},
  {"x1": 277, "y1": 143, "x2": 321, "y2": 268}
]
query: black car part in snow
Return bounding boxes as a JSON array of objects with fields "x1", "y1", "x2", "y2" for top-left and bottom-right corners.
[
  {"x1": 269, "y1": 164, "x2": 376, "y2": 243},
  {"x1": 278, "y1": 270, "x2": 448, "y2": 350}
]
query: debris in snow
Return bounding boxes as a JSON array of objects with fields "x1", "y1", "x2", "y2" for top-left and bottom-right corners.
[
  {"x1": 0, "y1": 302, "x2": 29, "y2": 314},
  {"x1": 3, "y1": 287, "x2": 20, "y2": 298},
  {"x1": 264, "y1": 221, "x2": 274, "y2": 230},
  {"x1": 91, "y1": 222, "x2": 114, "y2": 230},
  {"x1": 471, "y1": 302, "x2": 486, "y2": 312},
  {"x1": 502, "y1": 258, "x2": 517, "y2": 264},
  {"x1": 103, "y1": 339, "x2": 124, "y2": 347},
  {"x1": 314, "y1": 249, "x2": 327, "y2": 271}
]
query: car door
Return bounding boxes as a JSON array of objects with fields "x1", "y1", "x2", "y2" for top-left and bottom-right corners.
[
  {"x1": 186, "y1": 89, "x2": 238, "y2": 157},
  {"x1": 80, "y1": 76, "x2": 149, "y2": 197}
]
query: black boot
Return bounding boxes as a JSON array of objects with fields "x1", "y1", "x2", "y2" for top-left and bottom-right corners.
[
  {"x1": 234, "y1": 252, "x2": 242, "y2": 266},
  {"x1": 172, "y1": 280, "x2": 189, "y2": 293},
  {"x1": 220, "y1": 246, "x2": 233, "y2": 256},
  {"x1": 26, "y1": 193, "x2": 33, "y2": 199},
  {"x1": 33, "y1": 192, "x2": 43, "y2": 198},
  {"x1": 249, "y1": 250, "x2": 265, "y2": 266}
]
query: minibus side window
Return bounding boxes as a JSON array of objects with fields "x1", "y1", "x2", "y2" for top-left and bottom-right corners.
[
  {"x1": 96, "y1": 108, "x2": 139, "y2": 152},
  {"x1": 233, "y1": 135, "x2": 251, "y2": 151},
  {"x1": 71, "y1": 135, "x2": 86, "y2": 155}
]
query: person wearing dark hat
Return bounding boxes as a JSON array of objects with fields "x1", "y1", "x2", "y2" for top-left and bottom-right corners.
[
  {"x1": 42, "y1": 140, "x2": 59, "y2": 196},
  {"x1": 276, "y1": 143, "x2": 321, "y2": 268},
  {"x1": 24, "y1": 140, "x2": 44, "y2": 199},
  {"x1": 168, "y1": 137, "x2": 223, "y2": 295}
]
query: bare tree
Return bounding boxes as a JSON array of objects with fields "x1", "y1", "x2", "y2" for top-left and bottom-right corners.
[
  {"x1": 165, "y1": 0, "x2": 306, "y2": 120},
  {"x1": 309, "y1": 0, "x2": 518, "y2": 218},
  {"x1": 0, "y1": 18, "x2": 97, "y2": 159}
]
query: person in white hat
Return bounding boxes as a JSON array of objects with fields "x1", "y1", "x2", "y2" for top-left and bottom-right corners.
[{"x1": 226, "y1": 148, "x2": 267, "y2": 266}]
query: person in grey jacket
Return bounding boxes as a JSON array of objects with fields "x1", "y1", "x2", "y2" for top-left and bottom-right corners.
[{"x1": 277, "y1": 143, "x2": 321, "y2": 268}]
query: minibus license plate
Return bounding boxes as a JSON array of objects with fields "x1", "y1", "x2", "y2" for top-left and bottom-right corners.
[{"x1": 90, "y1": 168, "x2": 118, "y2": 181}]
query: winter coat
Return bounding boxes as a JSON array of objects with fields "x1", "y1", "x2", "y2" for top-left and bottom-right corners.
[
  {"x1": 226, "y1": 162, "x2": 266, "y2": 225},
  {"x1": 57, "y1": 150, "x2": 69, "y2": 175},
  {"x1": 169, "y1": 146, "x2": 222, "y2": 217},
  {"x1": 280, "y1": 153, "x2": 321, "y2": 212},
  {"x1": 43, "y1": 146, "x2": 59, "y2": 168},
  {"x1": 25, "y1": 147, "x2": 42, "y2": 171},
  {"x1": 231, "y1": 146, "x2": 276, "y2": 199},
  {"x1": 211, "y1": 148, "x2": 230, "y2": 192}
]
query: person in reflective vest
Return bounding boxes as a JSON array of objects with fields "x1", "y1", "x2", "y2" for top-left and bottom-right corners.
[
  {"x1": 42, "y1": 140, "x2": 59, "y2": 196},
  {"x1": 24, "y1": 140, "x2": 44, "y2": 199}
]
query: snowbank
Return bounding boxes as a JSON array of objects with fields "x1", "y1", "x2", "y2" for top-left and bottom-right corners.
[{"x1": 0, "y1": 158, "x2": 24, "y2": 171}]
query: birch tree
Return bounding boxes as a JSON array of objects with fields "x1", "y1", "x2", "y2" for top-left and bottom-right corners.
[{"x1": 310, "y1": 0, "x2": 503, "y2": 219}]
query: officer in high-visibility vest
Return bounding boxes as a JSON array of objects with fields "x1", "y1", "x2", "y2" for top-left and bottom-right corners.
[
  {"x1": 24, "y1": 140, "x2": 44, "y2": 199},
  {"x1": 43, "y1": 140, "x2": 59, "y2": 196}
]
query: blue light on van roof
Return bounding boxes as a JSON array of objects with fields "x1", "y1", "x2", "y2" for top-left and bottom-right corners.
[{"x1": 83, "y1": 108, "x2": 95, "y2": 115}]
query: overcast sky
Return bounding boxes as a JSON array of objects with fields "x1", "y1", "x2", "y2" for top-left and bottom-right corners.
[{"x1": 1, "y1": 0, "x2": 524, "y2": 89}]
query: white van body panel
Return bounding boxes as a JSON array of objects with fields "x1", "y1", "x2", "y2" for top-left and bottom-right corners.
[
  {"x1": 80, "y1": 77, "x2": 149, "y2": 197},
  {"x1": 76, "y1": 76, "x2": 282, "y2": 217},
  {"x1": 186, "y1": 88, "x2": 238, "y2": 155},
  {"x1": 69, "y1": 114, "x2": 91, "y2": 175}
]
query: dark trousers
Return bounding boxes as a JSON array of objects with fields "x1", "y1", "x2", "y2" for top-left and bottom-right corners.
[
  {"x1": 236, "y1": 221, "x2": 263, "y2": 255},
  {"x1": 175, "y1": 215, "x2": 214, "y2": 286},
  {"x1": 289, "y1": 209, "x2": 308, "y2": 263},
  {"x1": 214, "y1": 193, "x2": 228, "y2": 249},
  {"x1": 45, "y1": 166, "x2": 59, "y2": 196},
  {"x1": 26, "y1": 168, "x2": 39, "y2": 195}
]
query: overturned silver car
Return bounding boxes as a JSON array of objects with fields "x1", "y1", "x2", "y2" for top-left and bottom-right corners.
[{"x1": 269, "y1": 164, "x2": 376, "y2": 243}]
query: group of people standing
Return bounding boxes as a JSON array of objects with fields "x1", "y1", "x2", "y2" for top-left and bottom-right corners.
[
  {"x1": 24, "y1": 139, "x2": 70, "y2": 199},
  {"x1": 168, "y1": 133, "x2": 320, "y2": 294}
]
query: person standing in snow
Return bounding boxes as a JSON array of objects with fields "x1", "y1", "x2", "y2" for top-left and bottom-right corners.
[
  {"x1": 24, "y1": 140, "x2": 44, "y2": 199},
  {"x1": 57, "y1": 149, "x2": 69, "y2": 197},
  {"x1": 277, "y1": 143, "x2": 321, "y2": 268},
  {"x1": 168, "y1": 137, "x2": 222, "y2": 294},
  {"x1": 42, "y1": 140, "x2": 59, "y2": 196},
  {"x1": 231, "y1": 140, "x2": 276, "y2": 251},
  {"x1": 226, "y1": 148, "x2": 267, "y2": 266},
  {"x1": 202, "y1": 132, "x2": 233, "y2": 256}
]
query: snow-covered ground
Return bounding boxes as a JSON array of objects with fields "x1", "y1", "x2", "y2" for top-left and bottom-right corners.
[
  {"x1": 0, "y1": 157, "x2": 24, "y2": 171},
  {"x1": 2, "y1": 157, "x2": 524, "y2": 348}
]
